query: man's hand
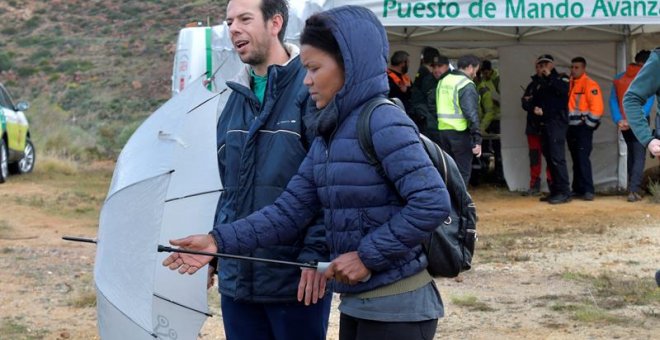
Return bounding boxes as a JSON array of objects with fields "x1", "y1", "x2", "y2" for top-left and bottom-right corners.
[
  {"x1": 617, "y1": 120, "x2": 630, "y2": 131},
  {"x1": 648, "y1": 139, "x2": 660, "y2": 157},
  {"x1": 533, "y1": 106, "x2": 543, "y2": 116},
  {"x1": 472, "y1": 144, "x2": 482, "y2": 158},
  {"x1": 297, "y1": 268, "x2": 327, "y2": 305},
  {"x1": 323, "y1": 251, "x2": 370, "y2": 285},
  {"x1": 162, "y1": 234, "x2": 217, "y2": 275}
]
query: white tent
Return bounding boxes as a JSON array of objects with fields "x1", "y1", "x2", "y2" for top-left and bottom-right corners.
[{"x1": 176, "y1": 0, "x2": 660, "y2": 192}]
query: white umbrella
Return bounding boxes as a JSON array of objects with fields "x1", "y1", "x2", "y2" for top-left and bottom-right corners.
[{"x1": 94, "y1": 77, "x2": 227, "y2": 339}]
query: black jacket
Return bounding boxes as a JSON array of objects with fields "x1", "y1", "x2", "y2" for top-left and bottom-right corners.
[
  {"x1": 527, "y1": 69, "x2": 570, "y2": 124},
  {"x1": 521, "y1": 74, "x2": 544, "y2": 135},
  {"x1": 410, "y1": 65, "x2": 438, "y2": 132}
]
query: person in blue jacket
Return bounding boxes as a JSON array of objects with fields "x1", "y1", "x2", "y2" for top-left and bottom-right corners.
[
  {"x1": 210, "y1": 0, "x2": 331, "y2": 339},
  {"x1": 624, "y1": 47, "x2": 660, "y2": 159},
  {"x1": 610, "y1": 49, "x2": 653, "y2": 202},
  {"x1": 164, "y1": 5, "x2": 451, "y2": 340}
]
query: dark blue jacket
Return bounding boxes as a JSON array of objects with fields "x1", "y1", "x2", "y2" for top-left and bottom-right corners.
[
  {"x1": 211, "y1": 6, "x2": 450, "y2": 294},
  {"x1": 214, "y1": 45, "x2": 327, "y2": 302}
]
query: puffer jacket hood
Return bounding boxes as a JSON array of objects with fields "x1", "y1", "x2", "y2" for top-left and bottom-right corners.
[{"x1": 312, "y1": 6, "x2": 389, "y2": 137}]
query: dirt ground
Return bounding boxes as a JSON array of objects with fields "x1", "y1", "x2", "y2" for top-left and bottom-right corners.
[{"x1": 0, "y1": 162, "x2": 658, "y2": 339}]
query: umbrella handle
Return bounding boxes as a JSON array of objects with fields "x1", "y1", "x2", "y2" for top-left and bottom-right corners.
[{"x1": 313, "y1": 261, "x2": 371, "y2": 282}]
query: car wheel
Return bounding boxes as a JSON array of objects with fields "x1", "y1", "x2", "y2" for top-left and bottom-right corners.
[
  {"x1": 0, "y1": 139, "x2": 8, "y2": 183},
  {"x1": 9, "y1": 139, "x2": 35, "y2": 174}
]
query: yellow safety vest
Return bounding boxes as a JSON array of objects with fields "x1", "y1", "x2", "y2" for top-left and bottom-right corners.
[{"x1": 435, "y1": 73, "x2": 473, "y2": 131}]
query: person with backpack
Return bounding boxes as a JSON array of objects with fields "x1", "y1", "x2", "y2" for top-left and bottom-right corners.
[{"x1": 163, "y1": 5, "x2": 451, "y2": 340}]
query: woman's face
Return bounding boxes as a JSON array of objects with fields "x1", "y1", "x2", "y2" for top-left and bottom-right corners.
[{"x1": 301, "y1": 44, "x2": 344, "y2": 109}]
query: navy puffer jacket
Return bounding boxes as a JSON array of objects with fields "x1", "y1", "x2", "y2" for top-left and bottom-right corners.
[{"x1": 211, "y1": 6, "x2": 450, "y2": 294}]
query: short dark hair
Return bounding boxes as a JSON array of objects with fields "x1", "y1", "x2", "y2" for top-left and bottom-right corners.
[
  {"x1": 634, "y1": 49, "x2": 651, "y2": 64},
  {"x1": 300, "y1": 13, "x2": 343, "y2": 69},
  {"x1": 260, "y1": 0, "x2": 289, "y2": 43},
  {"x1": 457, "y1": 55, "x2": 480, "y2": 69},
  {"x1": 390, "y1": 51, "x2": 409, "y2": 66},
  {"x1": 421, "y1": 47, "x2": 439, "y2": 65},
  {"x1": 481, "y1": 60, "x2": 492, "y2": 71},
  {"x1": 571, "y1": 56, "x2": 587, "y2": 66}
]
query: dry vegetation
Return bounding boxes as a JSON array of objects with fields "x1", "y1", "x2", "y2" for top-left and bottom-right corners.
[{"x1": 0, "y1": 158, "x2": 658, "y2": 339}]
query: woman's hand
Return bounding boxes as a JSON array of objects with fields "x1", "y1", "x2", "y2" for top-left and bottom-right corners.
[
  {"x1": 324, "y1": 251, "x2": 371, "y2": 285},
  {"x1": 162, "y1": 234, "x2": 217, "y2": 275},
  {"x1": 297, "y1": 268, "x2": 327, "y2": 305}
]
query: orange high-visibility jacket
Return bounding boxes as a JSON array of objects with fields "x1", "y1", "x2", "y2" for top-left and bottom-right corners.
[{"x1": 568, "y1": 74, "x2": 604, "y2": 128}]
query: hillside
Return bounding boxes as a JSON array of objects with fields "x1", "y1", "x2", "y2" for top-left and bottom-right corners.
[{"x1": 0, "y1": 0, "x2": 227, "y2": 160}]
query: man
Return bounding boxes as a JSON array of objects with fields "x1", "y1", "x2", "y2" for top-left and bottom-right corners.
[
  {"x1": 567, "y1": 56, "x2": 604, "y2": 201},
  {"x1": 477, "y1": 60, "x2": 500, "y2": 134},
  {"x1": 387, "y1": 50, "x2": 412, "y2": 113},
  {"x1": 212, "y1": 0, "x2": 331, "y2": 339},
  {"x1": 624, "y1": 47, "x2": 660, "y2": 296},
  {"x1": 432, "y1": 54, "x2": 482, "y2": 185},
  {"x1": 477, "y1": 59, "x2": 503, "y2": 183},
  {"x1": 529, "y1": 54, "x2": 572, "y2": 204},
  {"x1": 521, "y1": 61, "x2": 552, "y2": 195},
  {"x1": 410, "y1": 46, "x2": 450, "y2": 135},
  {"x1": 610, "y1": 50, "x2": 653, "y2": 202}
]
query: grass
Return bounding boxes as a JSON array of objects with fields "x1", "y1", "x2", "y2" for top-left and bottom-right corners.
[
  {"x1": 0, "y1": 317, "x2": 48, "y2": 339},
  {"x1": 561, "y1": 271, "x2": 660, "y2": 308},
  {"x1": 648, "y1": 179, "x2": 660, "y2": 203},
  {"x1": 0, "y1": 220, "x2": 13, "y2": 239},
  {"x1": 67, "y1": 273, "x2": 96, "y2": 308},
  {"x1": 69, "y1": 291, "x2": 97, "y2": 309},
  {"x1": 450, "y1": 294, "x2": 496, "y2": 312}
]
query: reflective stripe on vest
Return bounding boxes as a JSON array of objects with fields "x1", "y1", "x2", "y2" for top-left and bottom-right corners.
[
  {"x1": 436, "y1": 74, "x2": 472, "y2": 131},
  {"x1": 568, "y1": 91, "x2": 599, "y2": 127}
]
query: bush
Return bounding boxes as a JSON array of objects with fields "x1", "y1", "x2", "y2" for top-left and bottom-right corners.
[{"x1": 0, "y1": 52, "x2": 13, "y2": 71}]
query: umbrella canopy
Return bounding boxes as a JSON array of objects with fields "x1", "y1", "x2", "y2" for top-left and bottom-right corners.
[{"x1": 95, "y1": 77, "x2": 227, "y2": 339}]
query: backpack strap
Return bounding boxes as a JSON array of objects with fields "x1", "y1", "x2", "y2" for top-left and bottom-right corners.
[
  {"x1": 358, "y1": 97, "x2": 450, "y2": 183},
  {"x1": 357, "y1": 97, "x2": 400, "y2": 179}
]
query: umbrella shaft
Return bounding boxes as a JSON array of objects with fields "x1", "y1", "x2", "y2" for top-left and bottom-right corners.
[
  {"x1": 62, "y1": 236, "x2": 97, "y2": 244},
  {"x1": 158, "y1": 245, "x2": 317, "y2": 269}
]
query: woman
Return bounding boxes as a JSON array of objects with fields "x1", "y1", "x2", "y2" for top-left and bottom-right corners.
[{"x1": 164, "y1": 6, "x2": 450, "y2": 339}]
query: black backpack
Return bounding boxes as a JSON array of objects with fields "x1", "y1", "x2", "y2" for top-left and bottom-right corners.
[{"x1": 357, "y1": 97, "x2": 477, "y2": 278}]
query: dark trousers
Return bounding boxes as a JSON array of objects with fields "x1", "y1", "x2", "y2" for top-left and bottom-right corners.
[
  {"x1": 221, "y1": 295, "x2": 332, "y2": 340},
  {"x1": 622, "y1": 129, "x2": 647, "y2": 193},
  {"x1": 434, "y1": 129, "x2": 474, "y2": 185},
  {"x1": 339, "y1": 313, "x2": 438, "y2": 340},
  {"x1": 527, "y1": 134, "x2": 552, "y2": 188},
  {"x1": 541, "y1": 121, "x2": 570, "y2": 196},
  {"x1": 567, "y1": 124, "x2": 594, "y2": 195}
]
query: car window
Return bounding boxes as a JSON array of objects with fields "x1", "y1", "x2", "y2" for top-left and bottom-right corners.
[{"x1": 0, "y1": 85, "x2": 14, "y2": 109}]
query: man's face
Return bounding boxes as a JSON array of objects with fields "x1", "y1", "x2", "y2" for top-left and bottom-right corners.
[
  {"x1": 432, "y1": 64, "x2": 448, "y2": 79},
  {"x1": 481, "y1": 69, "x2": 493, "y2": 80},
  {"x1": 571, "y1": 62, "x2": 585, "y2": 78},
  {"x1": 464, "y1": 64, "x2": 480, "y2": 80},
  {"x1": 535, "y1": 62, "x2": 543, "y2": 76},
  {"x1": 537, "y1": 61, "x2": 554, "y2": 76},
  {"x1": 401, "y1": 59, "x2": 409, "y2": 74},
  {"x1": 226, "y1": 0, "x2": 276, "y2": 66}
]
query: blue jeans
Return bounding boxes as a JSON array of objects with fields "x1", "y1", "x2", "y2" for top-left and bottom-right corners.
[{"x1": 221, "y1": 294, "x2": 332, "y2": 340}]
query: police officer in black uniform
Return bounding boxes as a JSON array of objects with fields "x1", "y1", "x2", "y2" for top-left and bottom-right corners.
[{"x1": 527, "y1": 54, "x2": 571, "y2": 204}]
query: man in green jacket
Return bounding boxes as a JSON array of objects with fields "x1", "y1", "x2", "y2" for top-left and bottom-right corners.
[{"x1": 623, "y1": 47, "x2": 660, "y2": 157}]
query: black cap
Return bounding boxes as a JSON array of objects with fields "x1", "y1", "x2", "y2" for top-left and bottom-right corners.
[
  {"x1": 481, "y1": 60, "x2": 492, "y2": 71},
  {"x1": 536, "y1": 54, "x2": 554, "y2": 64},
  {"x1": 421, "y1": 47, "x2": 448, "y2": 66}
]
